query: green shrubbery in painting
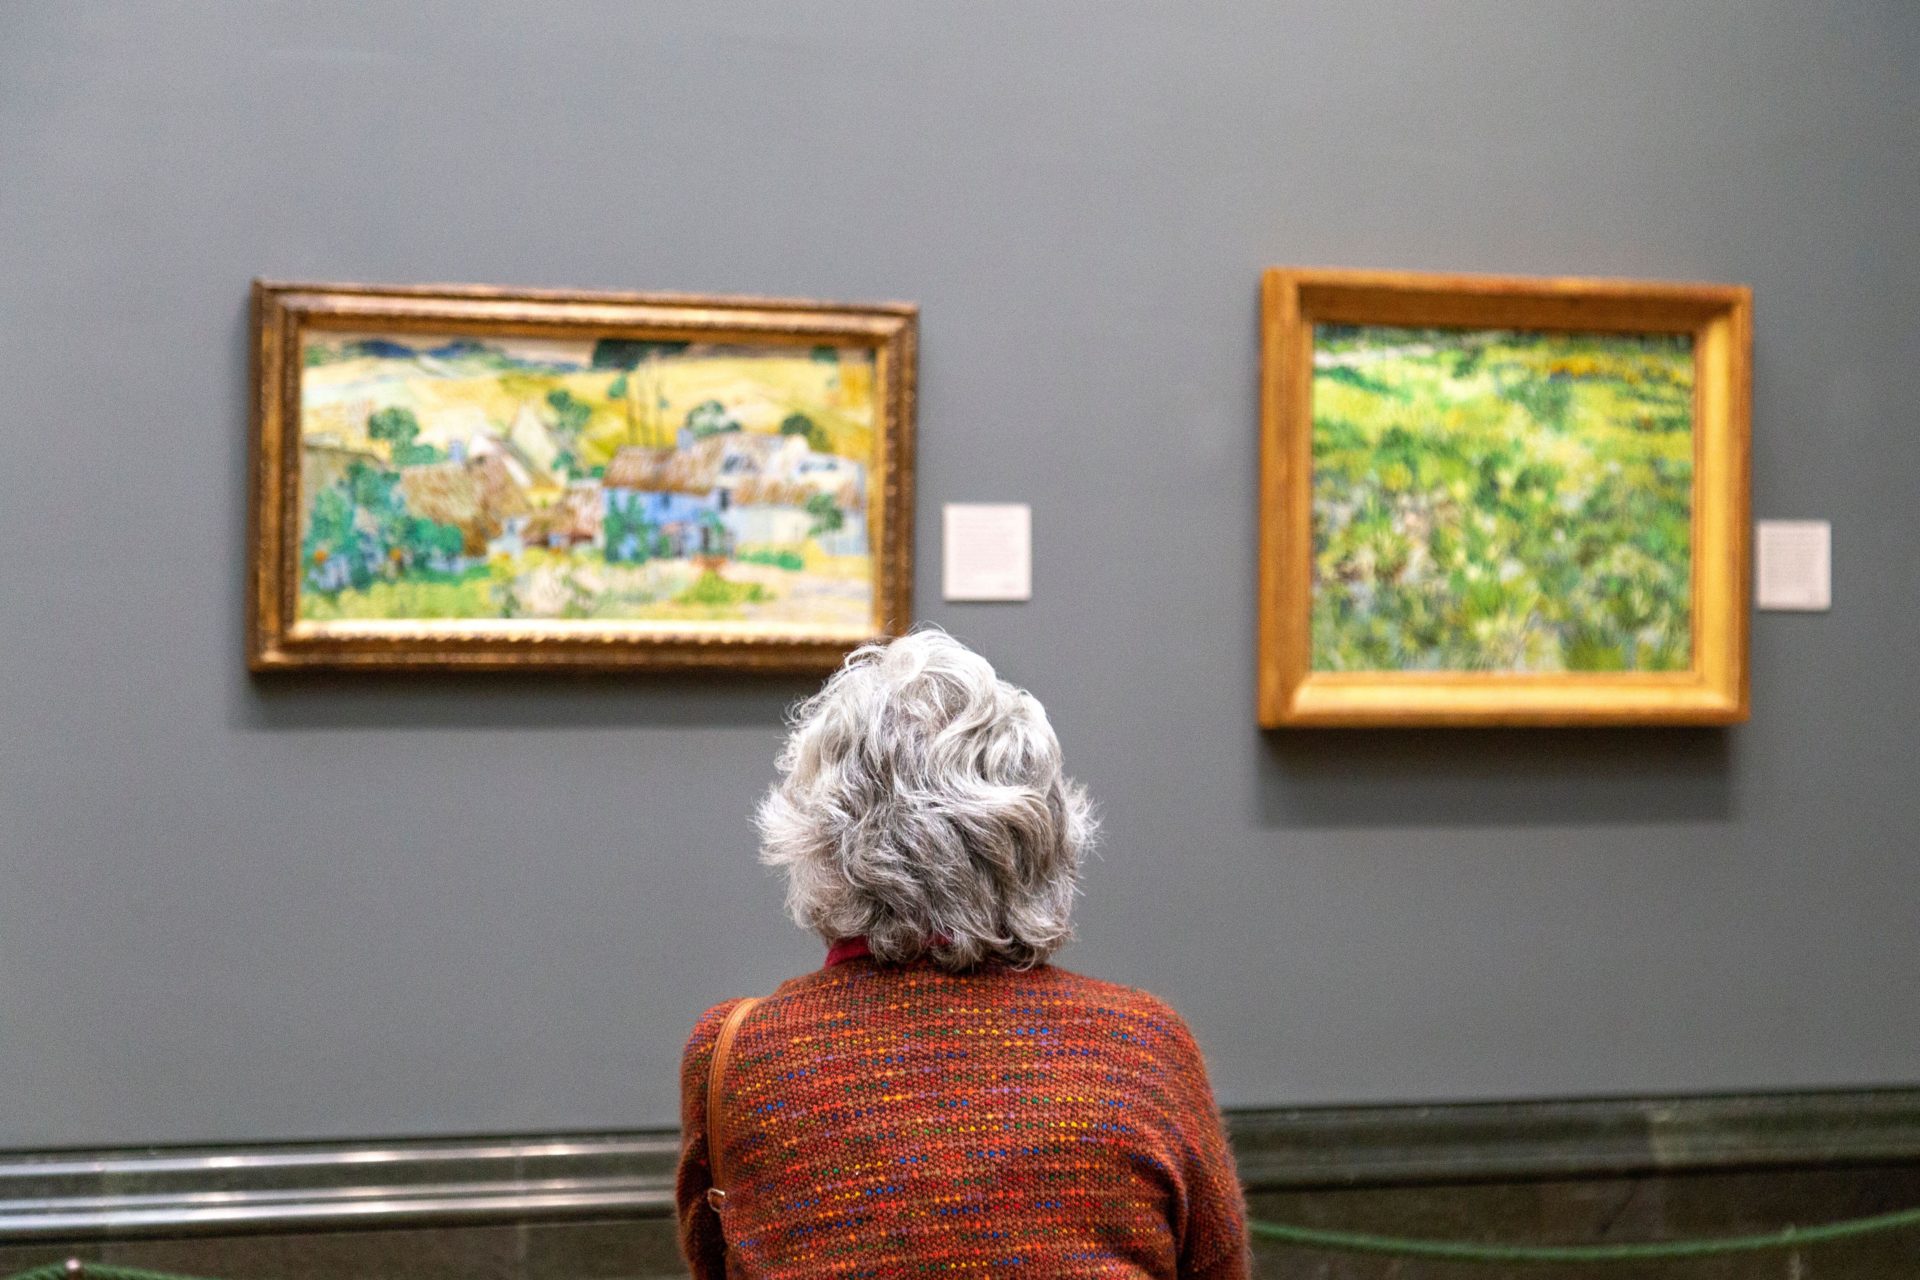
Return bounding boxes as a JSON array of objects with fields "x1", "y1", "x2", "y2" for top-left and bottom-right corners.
[
  {"x1": 804, "y1": 491, "x2": 844, "y2": 536},
  {"x1": 673, "y1": 571, "x2": 771, "y2": 607},
  {"x1": 366, "y1": 406, "x2": 443, "y2": 466},
  {"x1": 302, "y1": 460, "x2": 466, "y2": 593},
  {"x1": 298, "y1": 569, "x2": 497, "y2": 621},
  {"x1": 601, "y1": 500, "x2": 662, "y2": 565},
  {"x1": 780, "y1": 411, "x2": 834, "y2": 454},
  {"x1": 1311, "y1": 326, "x2": 1693, "y2": 673},
  {"x1": 737, "y1": 547, "x2": 807, "y2": 571}
]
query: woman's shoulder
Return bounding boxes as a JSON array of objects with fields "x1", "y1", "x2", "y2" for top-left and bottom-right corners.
[
  {"x1": 681, "y1": 967, "x2": 832, "y2": 1054},
  {"x1": 1037, "y1": 963, "x2": 1188, "y2": 1013},
  {"x1": 1021, "y1": 965, "x2": 1207, "y2": 1049},
  {"x1": 683, "y1": 964, "x2": 1204, "y2": 1055},
  {"x1": 680, "y1": 995, "x2": 754, "y2": 1069}
]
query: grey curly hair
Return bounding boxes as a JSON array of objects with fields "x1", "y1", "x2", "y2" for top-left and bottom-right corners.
[{"x1": 757, "y1": 629, "x2": 1096, "y2": 971}]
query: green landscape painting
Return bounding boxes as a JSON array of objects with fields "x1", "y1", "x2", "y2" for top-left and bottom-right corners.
[
  {"x1": 296, "y1": 333, "x2": 877, "y2": 635},
  {"x1": 1310, "y1": 324, "x2": 1695, "y2": 673}
]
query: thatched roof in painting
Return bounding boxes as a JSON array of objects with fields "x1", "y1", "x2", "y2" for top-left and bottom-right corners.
[
  {"x1": 399, "y1": 463, "x2": 481, "y2": 528},
  {"x1": 603, "y1": 446, "x2": 691, "y2": 493},
  {"x1": 520, "y1": 482, "x2": 604, "y2": 543},
  {"x1": 737, "y1": 455, "x2": 865, "y2": 510},
  {"x1": 603, "y1": 433, "x2": 867, "y2": 511},
  {"x1": 471, "y1": 454, "x2": 533, "y2": 520},
  {"x1": 730, "y1": 476, "x2": 824, "y2": 508},
  {"x1": 603, "y1": 437, "x2": 739, "y2": 494},
  {"x1": 604, "y1": 432, "x2": 810, "y2": 495},
  {"x1": 399, "y1": 456, "x2": 531, "y2": 532}
]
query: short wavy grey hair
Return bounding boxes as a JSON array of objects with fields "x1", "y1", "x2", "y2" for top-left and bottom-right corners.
[{"x1": 757, "y1": 629, "x2": 1095, "y2": 972}]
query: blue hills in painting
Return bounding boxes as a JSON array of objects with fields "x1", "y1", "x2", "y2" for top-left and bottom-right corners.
[
  {"x1": 328, "y1": 337, "x2": 583, "y2": 372},
  {"x1": 346, "y1": 338, "x2": 417, "y2": 359},
  {"x1": 312, "y1": 336, "x2": 783, "y2": 374},
  {"x1": 425, "y1": 339, "x2": 492, "y2": 360}
]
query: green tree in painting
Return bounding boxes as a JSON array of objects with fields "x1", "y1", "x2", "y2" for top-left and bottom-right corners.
[
  {"x1": 602, "y1": 495, "x2": 660, "y2": 565},
  {"x1": 685, "y1": 398, "x2": 741, "y2": 438},
  {"x1": 406, "y1": 516, "x2": 465, "y2": 569},
  {"x1": 590, "y1": 339, "x2": 690, "y2": 369},
  {"x1": 303, "y1": 484, "x2": 362, "y2": 589},
  {"x1": 805, "y1": 491, "x2": 843, "y2": 537},
  {"x1": 592, "y1": 339, "x2": 689, "y2": 447},
  {"x1": 367, "y1": 406, "x2": 443, "y2": 466},
  {"x1": 302, "y1": 460, "x2": 464, "y2": 593},
  {"x1": 780, "y1": 411, "x2": 833, "y2": 454},
  {"x1": 546, "y1": 388, "x2": 593, "y2": 479}
]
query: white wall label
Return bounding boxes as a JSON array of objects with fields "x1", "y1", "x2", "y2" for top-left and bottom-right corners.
[
  {"x1": 1755, "y1": 519, "x2": 1831, "y2": 611},
  {"x1": 942, "y1": 503, "x2": 1031, "y2": 601}
]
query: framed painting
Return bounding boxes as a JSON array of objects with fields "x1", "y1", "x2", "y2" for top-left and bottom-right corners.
[
  {"x1": 1259, "y1": 267, "x2": 1750, "y2": 727},
  {"x1": 249, "y1": 281, "x2": 915, "y2": 672}
]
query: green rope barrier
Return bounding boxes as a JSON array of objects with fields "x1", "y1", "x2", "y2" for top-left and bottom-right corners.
[
  {"x1": 1248, "y1": 1204, "x2": 1920, "y2": 1263},
  {"x1": 4, "y1": 1266, "x2": 214, "y2": 1280}
]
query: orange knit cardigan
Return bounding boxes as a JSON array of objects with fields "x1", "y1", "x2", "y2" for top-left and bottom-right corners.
[{"x1": 677, "y1": 956, "x2": 1250, "y2": 1278}]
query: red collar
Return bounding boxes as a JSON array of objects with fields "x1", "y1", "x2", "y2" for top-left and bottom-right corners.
[{"x1": 825, "y1": 936, "x2": 872, "y2": 967}]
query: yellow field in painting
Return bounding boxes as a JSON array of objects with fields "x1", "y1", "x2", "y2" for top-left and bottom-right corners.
[{"x1": 302, "y1": 340, "x2": 874, "y2": 467}]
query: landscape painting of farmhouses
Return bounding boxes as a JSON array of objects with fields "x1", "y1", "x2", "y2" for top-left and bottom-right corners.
[
  {"x1": 250, "y1": 284, "x2": 915, "y2": 671},
  {"x1": 1259, "y1": 268, "x2": 1751, "y2": 727}
]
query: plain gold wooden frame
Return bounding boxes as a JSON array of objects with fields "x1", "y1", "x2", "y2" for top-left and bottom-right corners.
[
  {"x1": 249, "y1": 281, "x2": 916, "y2": 673},
  {"x1": 1259, "y1": 267, "x2": 1751, "y2": 727}
]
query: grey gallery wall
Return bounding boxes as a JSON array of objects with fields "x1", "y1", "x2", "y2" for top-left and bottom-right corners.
[{"x1": 1, "y1": 1, "x2": 1916, "y2": 1147}]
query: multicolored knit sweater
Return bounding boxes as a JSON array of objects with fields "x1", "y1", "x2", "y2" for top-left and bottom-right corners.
[{"x1": 677, "y1": 954, "x2": 1249, "y2": 1278}]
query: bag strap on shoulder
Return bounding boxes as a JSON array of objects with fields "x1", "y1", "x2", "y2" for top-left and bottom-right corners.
[{"x1": 704, "y1": 996, "x2": 762, "y2": 1211}]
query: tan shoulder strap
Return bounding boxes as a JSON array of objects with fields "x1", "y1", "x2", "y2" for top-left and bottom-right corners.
[{"x1": 704, "y1": 996, "x2": 762, "y2": 1210}]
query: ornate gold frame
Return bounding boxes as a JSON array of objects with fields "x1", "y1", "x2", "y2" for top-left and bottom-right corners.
[
  {"x1": 249, "y1": 281, "x2": 916, "y2": 673},
  {"x1": 1259, "y1": 267, "x2": 1751, "y2": 727}
]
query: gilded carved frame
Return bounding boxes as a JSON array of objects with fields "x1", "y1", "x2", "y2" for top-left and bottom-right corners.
[
  {"x1": 1259, "y1": 267, "x2": 1751, "y2": 727},
  {"x1": 249, "y1": 281, "x2": 916, "y2": 673}
]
